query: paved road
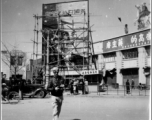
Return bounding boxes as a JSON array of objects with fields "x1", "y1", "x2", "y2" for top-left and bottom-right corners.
[{"x1": 2, "y1": 94, "x2": 150, "y2": 120}]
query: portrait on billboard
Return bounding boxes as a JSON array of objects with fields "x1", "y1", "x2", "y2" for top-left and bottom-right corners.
[{"x1": 42, "y1": 0, "x2": 90, "y2": 69}]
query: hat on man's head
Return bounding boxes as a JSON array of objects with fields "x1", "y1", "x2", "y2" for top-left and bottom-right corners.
[{"x1": 52, "y1": 67, "x2": 59, "y2": 71}]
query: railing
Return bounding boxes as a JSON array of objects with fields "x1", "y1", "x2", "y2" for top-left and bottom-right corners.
[
  {"x1": 97, "y1": 85, "x2": 150, "y2": 96},
  {"x1": 64, "y1": 84, "x2": 150, "y2": 96}
]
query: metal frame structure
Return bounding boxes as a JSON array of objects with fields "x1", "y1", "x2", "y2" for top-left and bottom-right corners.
[{"x1": 32, "y1": 0, "x2": 96, "y2": 83}]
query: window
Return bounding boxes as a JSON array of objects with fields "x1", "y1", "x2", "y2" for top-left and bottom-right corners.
[
  {"x1": 122, "y1": 48, "x2": 138, "y2": 59},
  {"x1": 103, "y1": 52, "x2": 116, "y2": 62}
]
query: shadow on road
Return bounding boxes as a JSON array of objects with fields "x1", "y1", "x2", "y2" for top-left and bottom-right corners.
[{"x1": 71, "y1": 119, "x2": 81, "y2": 120}]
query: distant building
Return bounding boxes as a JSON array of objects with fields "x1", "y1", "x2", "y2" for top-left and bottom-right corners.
[
  {"x1": 1, "y1": 51, "x2": 10, "y2": 79},
  {"x1": 1, "y1": 50, "x2": 27, "y2": 80},
  {"x1": 26, "y1": 58, "x2": 43, "y2": 83}
]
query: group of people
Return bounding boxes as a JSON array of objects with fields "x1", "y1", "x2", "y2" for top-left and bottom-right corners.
[{"x1": 69, "y1": 78, "x2": 89, "y2": 95}]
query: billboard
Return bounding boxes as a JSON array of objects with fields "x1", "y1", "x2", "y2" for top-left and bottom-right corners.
[{"x1": 42, "y1": 0, "x2": 89, "y2": 68}]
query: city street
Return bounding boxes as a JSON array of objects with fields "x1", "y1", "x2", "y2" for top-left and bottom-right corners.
[
  {"x1": 1, "y1": 0, "x2": 151, "y2": 120},
  {"x1": 2, "y1": 94, "x2": 150, "y2": 120}
]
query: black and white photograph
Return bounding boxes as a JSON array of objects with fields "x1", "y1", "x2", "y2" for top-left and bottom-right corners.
[{"x1": 1, "y1": 0, "x2": 151, "y2": 120}]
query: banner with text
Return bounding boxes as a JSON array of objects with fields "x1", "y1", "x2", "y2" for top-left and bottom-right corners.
[{"x1": 103, "y1": 29, "x2": 151, "y2": 53}]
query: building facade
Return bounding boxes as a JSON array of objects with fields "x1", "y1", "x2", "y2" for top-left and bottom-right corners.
[
  {"x1": 94, "y1": 29, "x2": 151, "y2": 86},
  {"x1": 28, "y1": 29, "x2": 151, "y2": 86}
]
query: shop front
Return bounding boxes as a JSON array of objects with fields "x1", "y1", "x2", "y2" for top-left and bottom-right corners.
[{"x1": 121, "y1": 68, "x2": 139, "y2": 86}]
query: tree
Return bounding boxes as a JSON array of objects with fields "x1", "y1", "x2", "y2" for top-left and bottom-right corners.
[{"x1": 1, "y1": 43, "x2": 27, "y2": 80}]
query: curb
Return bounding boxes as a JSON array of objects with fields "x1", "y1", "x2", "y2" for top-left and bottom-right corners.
[{"x1": 64, "y1": 93, "x2": 149, "y2": 98}]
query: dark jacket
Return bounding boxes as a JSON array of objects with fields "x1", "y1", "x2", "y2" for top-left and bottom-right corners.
[
  {"x1": 19, "y1": 80, "x2": 26, "y2": 90},
  {"x1": 126, "y1": 81, "x2": 130, "y2": 88},
  {"x1": 49, "y1": 75, "x2": 64, "y2": 97}
]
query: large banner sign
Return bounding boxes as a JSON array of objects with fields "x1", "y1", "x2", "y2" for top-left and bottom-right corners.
[
  {"x1": 43, "y1": 1, "x2": 88, "y2": 30},
  {"x1": 42, "y1": 0, "x2": 89, "y2": 66},
  {"x1": 103, "y1": 29, "x2": 151, "y2": 53},
  {"x1": 42, "y1": 0, "x2": 88, "y2": 43}
]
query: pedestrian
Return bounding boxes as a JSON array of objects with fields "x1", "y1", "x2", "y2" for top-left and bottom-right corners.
[
  {"x1": 84, "y1": 79, "x2": 89, "y2": 94},
  {"x1": 73, "y1": 79, "x2": 79, "y2": 94},
  {"x1": 2, "y1": 74, "x2": 6, "y2": 84},
  {"x1": 139, "y1": 83, "x2": 143, "y2": 90},
  {"x1": 69, "y1": 79, "x2": 74, "y2": 95},
  {"x1": 2, "y1": 82, "x2": 9, "y2": 101},
  {"x1": 131, "y1": 79, "x2": 135, "y2": 89},
  {"x1": 76, "y1": 79, "x2": 79, "y2": 94},
  {"x1": 79, "y1": 79, "x2": 85, "y2": 94},
  {"x1": 126, "y1": 79, "x2": 130, "y2": 94},
  {"x1": 19, "y1": 79, "x2": 25, "y2": 100},
  {"x1": 45, "y1": 67, "x2": 65, "y2": 120}
]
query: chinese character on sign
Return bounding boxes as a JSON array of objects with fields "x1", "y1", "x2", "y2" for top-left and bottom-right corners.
[
  {"x1": 112, "y1": 40, "x2": 117, "y2": 48},
  {"x1": 106, "y1": 41, "x2": 111, "y2": 49},
  {"x1": 146, "y1": 32, "x2": 151, "y2": 41},
  {"x1": 118, "y1": 38, "x2": 123, "y2": 47},
  {"x1": 131, "y1": 35, "x2": 137, "y2": 43},
  {"x1": 139, "y1": 34, "x2": 144, "y2": 42}
]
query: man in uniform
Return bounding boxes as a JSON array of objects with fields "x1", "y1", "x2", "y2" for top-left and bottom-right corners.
[{"x1": 45, "y1": 67, "x2": 65, "y2": 120}]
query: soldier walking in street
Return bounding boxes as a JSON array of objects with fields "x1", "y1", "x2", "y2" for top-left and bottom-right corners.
[{"x1": 45, "y1": 67, "x2": 65, "y2": 120}]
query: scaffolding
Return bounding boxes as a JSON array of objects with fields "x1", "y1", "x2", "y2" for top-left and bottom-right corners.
[{"x1": 32, "y1": 1, "x2": 96, "y2": 83}]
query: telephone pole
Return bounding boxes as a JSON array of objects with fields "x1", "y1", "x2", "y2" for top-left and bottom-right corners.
[{"x1": 45, "y1": 30, "x2": 50, "y2": 85}]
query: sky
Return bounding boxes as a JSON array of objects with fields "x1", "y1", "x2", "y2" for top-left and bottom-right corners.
[{"x1": 1, "y1": 0, "x2": 151, "y2": 59}]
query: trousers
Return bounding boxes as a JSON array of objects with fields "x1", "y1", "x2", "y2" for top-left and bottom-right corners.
[{"x1": 51, "y1": 95, "x2": 63, "y2": 120}]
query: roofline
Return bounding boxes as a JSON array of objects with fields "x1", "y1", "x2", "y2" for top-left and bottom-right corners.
[{"x1": 43, "y1": 0, "x2": 88, "y2": 6}]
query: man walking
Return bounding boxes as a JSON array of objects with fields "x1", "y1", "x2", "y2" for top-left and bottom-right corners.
[
  {"x1": 19, "y1": 79, "x2": 25, "y2": 100},
  {"x1": 131, "y1": 79, "x2": 135, "y2": 89},
  {"x1": 45, "y1": 67, "x2": 65, "y2": 120},
  {"x1": 126, "y1": 79, "x2": 130, "y2": 94}
]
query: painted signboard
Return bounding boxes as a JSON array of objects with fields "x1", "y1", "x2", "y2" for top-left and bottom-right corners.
[
  {"x1": 42, "y1": 0, "x2": 89, "y2": 66},
  {"x1": 103, "y1": 29, "x2": 151, "y2": 53},
  {"x1": 81, "y1": 70, "x2": 99, "y2": 75},
  {"x1": 50, "y1": 69, "x2": 100, "y2": 76}
]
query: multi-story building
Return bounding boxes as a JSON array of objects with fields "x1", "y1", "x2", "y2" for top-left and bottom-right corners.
[{"x1": 94, "y1": 29, "x2": 151, "y2": 86}]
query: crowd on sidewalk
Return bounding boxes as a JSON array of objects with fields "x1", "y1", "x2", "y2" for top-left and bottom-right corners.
[{"x1": 68, "y1": 78, "x2": 89, "y2": 95}]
